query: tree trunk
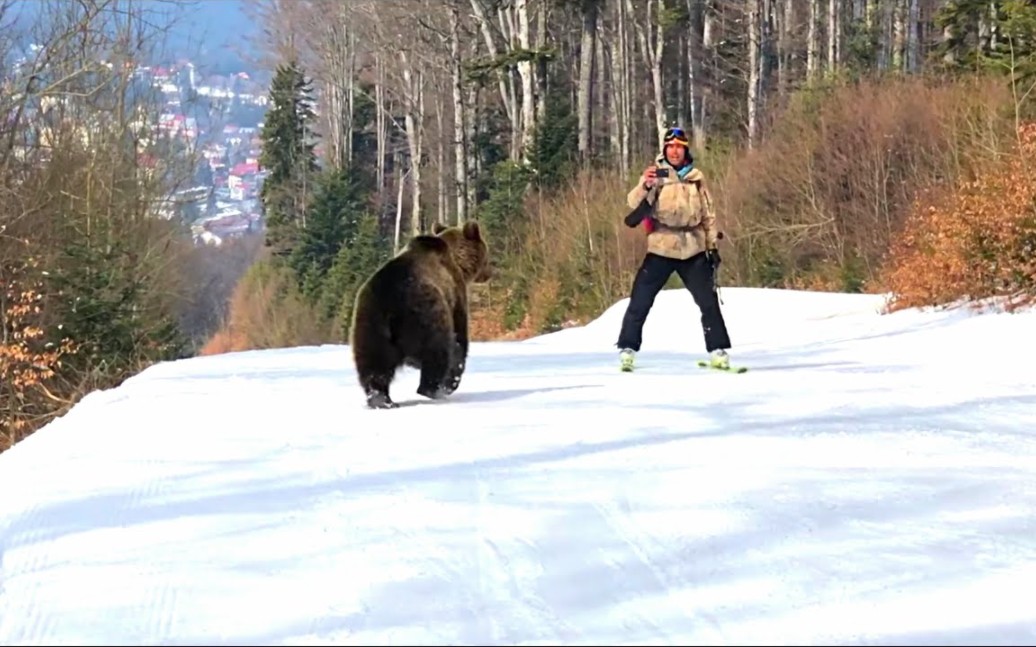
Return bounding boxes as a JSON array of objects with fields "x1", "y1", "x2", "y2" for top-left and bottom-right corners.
[
  {"x1": 394, "y1": 152, "x2": 408, "y2": 253},
  {"x1": 515, "y1": 0, "x2": 536, "y2": 161},
  {"x1": 687, "y1": 0, "x2": 702, "y2": 138},
  {"x1": 611, "y1": 0, "x2": 632, "y2": 177},
  {"x1": 779, "y1": 0, "x2": 793, "y2": 94},
  {"x1": 747, "y1": 0, "x2": 760, "y2": 148},
  {"x1": 594, "y1": 21, "x2": 608, "y2": 157},
  {"x1": 761, "y1": 0, "x2": 775, "y2": 128},
  {"x1": 677, "y1": 30, "x2": 687, "y2": 128},
  {"x1": 435, "y1": 91, "x2": 446, "y2": 228},
  {"x1": 651, "y1": 0, "x2": 665, "y2": 150},
  {"x1": 827, "y1": 0, "x2": 839, "y2": 74},
  {"x1": 807, "y1": 0, "x2": 819, "y2": 81},
  {"x1": 307, "y1": 1, "x2": 357, "y2": 173},
  {"x1": 696, "y1": 1, "x2": 716, "y2": 151},
  {"x1": 878, "y1": 0, "x2": 893, "y2": 70},
  {"x1": 535, "y1": 0, "x2": 548, "y2": 126},
  {"x1": 626, "y1": 0, "x2": 650, "y2": 144},
  {"x1": 449, "y1": 1, "x2": 468, "y2": 223},
  {"x1": 497, "y1": 3, "x2": 523, "y2": 159},
  {"x1": 401, "y1": 52, "x2": 423, "y2": 237},
  {"x1": 893, "y1": 0, "x2": 904, "y2": 71},
  {"x1": 905, "y1": 0, "x2": 920, "y2": 72},
  {"x1": 629, "y1": 0, "x2": 665, "y2": 149},
  {"x1": 466, "y1": 83, "x2": 480, "y2": 209},
  {"x1": 375, "y1": 56, "x2": 387, "y2": 193},
  {"x1": 577, "y1": 0, "x2": 599, "y2": 156},
  {"x1": 469, "y1": 0, "x2": 520, "y2": 160}
]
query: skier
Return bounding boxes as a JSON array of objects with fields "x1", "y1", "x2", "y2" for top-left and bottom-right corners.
[{"x1": 616, "y1": 126, "x2": 732, "y2": 372}]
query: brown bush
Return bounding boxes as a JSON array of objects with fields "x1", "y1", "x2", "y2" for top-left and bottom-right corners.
[
  {"x1": 882, "y1": 122, "x2": 1036, "y2": 312},
  {"x1": 1, "y1": 257, "x2": 78, "y2": 450},
  {"x1": 200, "y1": 256, "x2": 331, "y2": 354},
  {"x1": 174, "y1": 233, "x2": 264, "y2": 350},
  {"x1": 469, "y1": 169, "x2": 650, "y2": 338},
  {"x1": 716, "y1": 74, "x2": 1017, "y2": 292},
  {"x1": 197, "y1": 328, "x2": 250, "y2": 356}
]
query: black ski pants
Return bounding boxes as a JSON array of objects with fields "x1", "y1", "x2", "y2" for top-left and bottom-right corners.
[{"x1": 616, "y1": 251, "x2": 731, "y2": 353}]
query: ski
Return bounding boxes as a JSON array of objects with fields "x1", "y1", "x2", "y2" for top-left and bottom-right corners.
[
  {"x1": 697, "y1": 360, "x2": 748, "y2": 374},
  {"x1": 621, "y1": 361, "x2": 748, "y2": 374}
]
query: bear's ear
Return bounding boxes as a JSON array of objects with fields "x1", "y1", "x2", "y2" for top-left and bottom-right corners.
[
  {"x1": 432, "y1": 222, "x2": 448, "y2": 235},
  {"x1": 462, "y1": 220, "x2": 482, "y2": 241}
]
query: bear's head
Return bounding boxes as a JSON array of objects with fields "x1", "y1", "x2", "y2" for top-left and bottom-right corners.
[{"x1": 432, "y1": 221, "x2": 492, "y2": 283}]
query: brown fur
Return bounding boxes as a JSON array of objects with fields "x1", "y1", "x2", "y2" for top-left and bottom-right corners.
[{"x1": 349, "y1": 220, "x2": 490, "y2": 409}]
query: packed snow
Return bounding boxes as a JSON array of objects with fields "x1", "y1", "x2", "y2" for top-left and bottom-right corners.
[{"x1": 1, "y1": 286, "x2": 1035, "y2": 646}]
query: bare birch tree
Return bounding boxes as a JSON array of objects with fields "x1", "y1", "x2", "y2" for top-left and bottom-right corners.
[
  {"x1": 449, "y1": 0, "x2": 469, "y2": 222},
  {"x1": 748, "y1": 0, "x2": 761, "y2": 147},
  {"x1": 577, "y1": 0, "x2": 601, "y2": 157},
  {"x1": 470, "y1": 0, "x2": 521, "y2": 160}
]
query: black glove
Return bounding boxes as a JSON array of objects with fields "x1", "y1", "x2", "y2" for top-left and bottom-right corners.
[
  {"x1": 705, "y1": 249, "x2": 721, "y2": 268},
  {"x1": 624, "y1": 197, "x2": 652, "y2": 228}
]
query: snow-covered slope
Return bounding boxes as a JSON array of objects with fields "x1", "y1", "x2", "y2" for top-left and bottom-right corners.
[{"x1": 2, "y1": 287, "x2": 1035, "y2": 645}]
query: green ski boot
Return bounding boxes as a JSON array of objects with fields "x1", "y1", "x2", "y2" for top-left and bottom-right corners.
[
  {"x1": 709, "y1": 349, "x2": 730, "y2": 369},
  {"x1": 619, "y1": 348, "x2": 635, "y2": 372},
  {"x1": 696, "y1": 349, "x2": 748, "y2": 373}
]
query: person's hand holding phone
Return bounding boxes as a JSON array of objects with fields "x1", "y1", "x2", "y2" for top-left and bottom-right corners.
[
  {"x1": 641, "y1": 165, "x2": 656, "y2": 188},
  {"x1": 642, "y1": 165, "x2": 667, "y2": 188}
]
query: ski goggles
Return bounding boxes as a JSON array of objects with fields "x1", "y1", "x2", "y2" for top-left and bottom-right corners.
[{"x1": 663, "y1": 127, "x2": 689, "y2": 147}]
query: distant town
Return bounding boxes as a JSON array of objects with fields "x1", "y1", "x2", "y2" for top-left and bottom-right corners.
[{"x1": 140, "y1": 59, "x2": 270, "y2": 248}]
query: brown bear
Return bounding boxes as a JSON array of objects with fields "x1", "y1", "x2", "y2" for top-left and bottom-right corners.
[{"x1": 349, "y1": 220, "x2": 491, "y2": 409}]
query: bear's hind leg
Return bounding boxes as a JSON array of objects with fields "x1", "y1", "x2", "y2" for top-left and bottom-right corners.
[
  {"x1": 444, "y1": 339, "x2": 465, "y2": 395},
  {"x1": 416, "y1": 339, "x2": 452, "y2": 400},
  {"x1": 444, "y1": 301, "x2": 469, "y2": 395},
  {"x1": 354, "y1": 332, "x2": 403, "y2": 409},
  {"x1": 364, "y1": 373, "x2": 398, "y2": 409}
]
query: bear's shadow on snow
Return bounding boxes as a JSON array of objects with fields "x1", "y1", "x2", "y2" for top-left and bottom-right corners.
[{"x1": 393, "y1": 383, "x2": 600, "y2": 407}]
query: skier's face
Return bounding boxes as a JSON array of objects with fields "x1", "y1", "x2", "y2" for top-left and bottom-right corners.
[{"x1": 664, "y1": 142, "x2": 686, "y2": 167}]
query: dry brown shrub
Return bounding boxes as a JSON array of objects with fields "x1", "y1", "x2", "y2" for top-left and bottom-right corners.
[
  {"x1": 469, "y1": 306, "x2": 537, "y2": 341},
  {"x1": 882, "y1": 122, "x2": 1036, "y2": 312},
  {"x1": 200, "y1": 257, "x2": 331, "y2": 354},
  {"x1": 487, "y1": 170, "x2": 647, "y2": 336},
  {"x1": 1, "y1": 257, "x2": 78, "y2": 449},
  {"x1": 197, "y1": 328, "x2": 250, "y2": 356},
  {"x1": 717, "y1": 75, "x2": 1016, "y2": 291}
]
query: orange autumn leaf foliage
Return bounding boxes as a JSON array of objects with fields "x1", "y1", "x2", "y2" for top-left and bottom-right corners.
[
  {"x1": 1, "y1": 257, "x2": 78, "y2": 444},
  {"x1": 883, "y1": 122, "x2": 1036, "y2": 313}
]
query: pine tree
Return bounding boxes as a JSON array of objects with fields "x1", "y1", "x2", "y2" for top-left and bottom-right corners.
[
  {"x1": 321, "y1": 214, "x2": 391, "y2": 339},
  {"x1": 526, "y1": 85, "x2": 578, "y2": 190},
  {"x1": 936, "y1": 0, "x2": 1036, "y2": 78},
  {"x1": 258, "y1": 59, "x2": 319, "y2": 259},
  {"x1": 290, "y1": 165, "x2": 370, "y2": 299},
  {"x1": 993, "y1": 1, "x2": 1036, "y2": 92},
  {"x1": 50, "y1": 239, "x2": 187, "y2": 377}
]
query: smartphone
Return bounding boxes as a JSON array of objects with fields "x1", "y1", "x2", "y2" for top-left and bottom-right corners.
[{"x1": 654, "y1": 167, "x2": 669, "y2": 178}]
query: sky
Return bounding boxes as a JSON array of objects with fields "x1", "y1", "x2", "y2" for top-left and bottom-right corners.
[
  {"x1": 9, "y1": 0, "x2": 261, "y2": 72},
  {"x1": 154, "y1": 0, "x2": 260, "y2": 69},
  {"x1": 1, "y1": 286, "x2": 1035, "y2": 645}
]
